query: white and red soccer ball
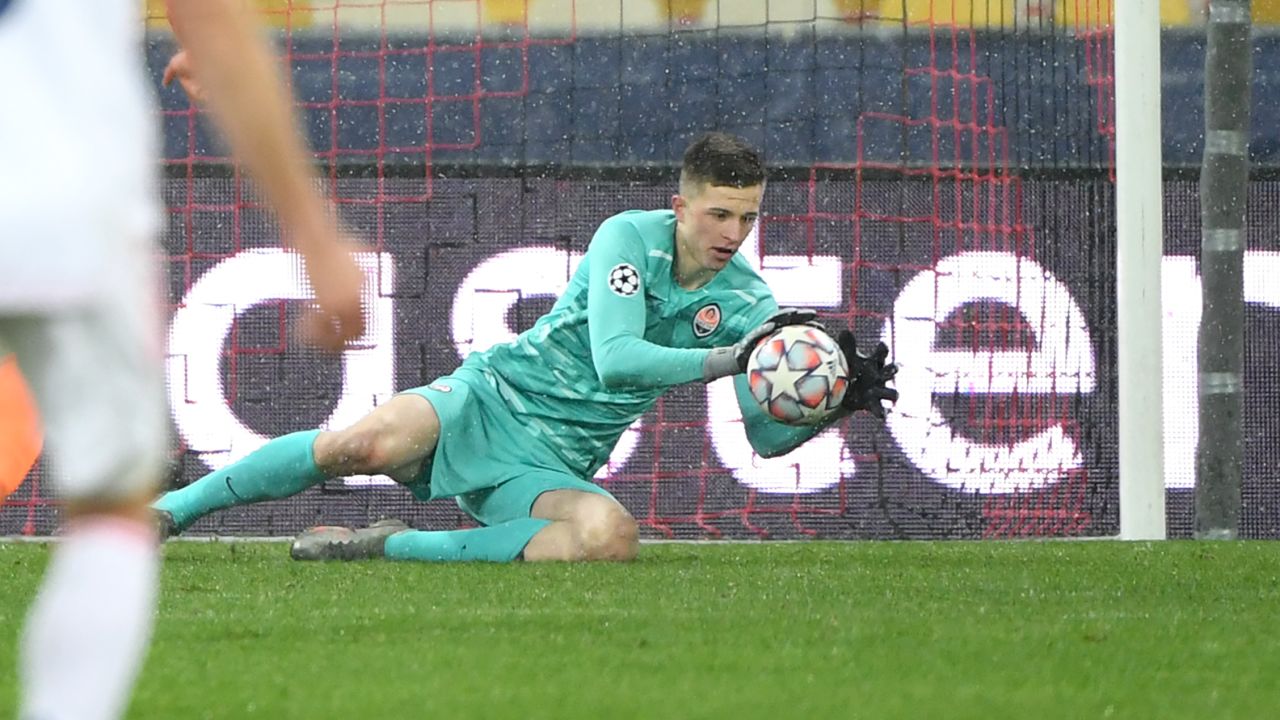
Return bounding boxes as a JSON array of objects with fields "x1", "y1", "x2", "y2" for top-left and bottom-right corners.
[{"x1": 747, "y1": 325, "x2": 849, "y2": 426}]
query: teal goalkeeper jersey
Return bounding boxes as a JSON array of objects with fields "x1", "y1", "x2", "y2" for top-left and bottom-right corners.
[{"x1": 461, "y1": 209, "x2": 780, "y2": 478}]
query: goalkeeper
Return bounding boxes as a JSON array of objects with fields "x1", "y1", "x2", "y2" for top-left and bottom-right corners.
[{"x1": 153, "y1": 132, "x2": 898, "y2": 562}]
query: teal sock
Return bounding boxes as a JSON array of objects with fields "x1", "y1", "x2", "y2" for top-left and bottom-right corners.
[
  {"x1": 383, "y1": 519, "x2": 552, "y2": 563},
  {"x1": 154, "y1": 430, "x2": 326, "y2": 530}
]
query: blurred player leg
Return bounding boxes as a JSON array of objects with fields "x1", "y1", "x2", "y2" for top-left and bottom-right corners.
[{"x1": 8, "y1": 252, "x2": 167, "y2": 720}]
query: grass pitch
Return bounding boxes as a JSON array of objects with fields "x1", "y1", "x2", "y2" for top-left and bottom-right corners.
[{"x1": 1, "y1": 541, "x2": 1277, "y2": 719}]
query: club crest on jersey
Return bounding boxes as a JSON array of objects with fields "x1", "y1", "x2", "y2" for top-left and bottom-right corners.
[
  {"x1": 607, "y1": 263, "x2": 641, "y2": 297},
  {"x1": 692, "y1": 303, "x2": 722, "y2": 338}
]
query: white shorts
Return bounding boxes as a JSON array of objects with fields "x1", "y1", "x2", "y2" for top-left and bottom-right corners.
[{"x1": 0, "y1": 251, "x2": 166, "y2": 502}]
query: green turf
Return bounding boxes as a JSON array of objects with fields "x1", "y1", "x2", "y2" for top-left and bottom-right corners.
[{"x1": 1, "y1": 541, "x2": 1278, "y2": 719}]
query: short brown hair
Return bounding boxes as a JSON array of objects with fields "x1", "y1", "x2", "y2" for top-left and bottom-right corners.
[{"x1": 679, "y1": 132, "x2": 765, "y2": 195}]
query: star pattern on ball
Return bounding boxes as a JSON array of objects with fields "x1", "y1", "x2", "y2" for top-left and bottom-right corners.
[
  {"x1": 764, "y1": 356, "x2": 811, "y2": 402},
  {"x1": 607, "y1": 263, "x2": 640, "y2": 297}
]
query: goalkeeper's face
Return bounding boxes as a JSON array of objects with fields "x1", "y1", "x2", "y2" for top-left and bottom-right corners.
[{"x1": 673, "y1": 182, "x2": 764, "y2": 273}]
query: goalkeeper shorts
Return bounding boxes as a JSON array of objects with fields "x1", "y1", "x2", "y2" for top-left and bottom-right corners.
[{"x1": 401, "y1": 367, "x2": 616, "y2": 526}]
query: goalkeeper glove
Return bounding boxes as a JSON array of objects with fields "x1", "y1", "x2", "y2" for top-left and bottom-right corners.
[
  {"x1": 836, "y1": 331, "x2": 899, "y2": 419},
  {"x1": 701, "y1": 307, "x2": 818, "y2": 382}
]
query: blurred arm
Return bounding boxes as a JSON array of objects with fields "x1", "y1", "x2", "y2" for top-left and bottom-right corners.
[
  {"x1": 164, "y1": 0, "x2": 329, "y2": 253},
  {"x1": 164, "y1": 0, "x2": 364, "y2": 348}
]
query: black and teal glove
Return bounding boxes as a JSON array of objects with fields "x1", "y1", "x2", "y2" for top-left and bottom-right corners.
[{"x1": 836, "y1": 331, "x2": 899, "y2": 419}]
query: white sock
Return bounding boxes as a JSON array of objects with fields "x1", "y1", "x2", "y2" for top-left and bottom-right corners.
[{"x1": 18, "y1": 518, "x2": 159, "y2": 720}]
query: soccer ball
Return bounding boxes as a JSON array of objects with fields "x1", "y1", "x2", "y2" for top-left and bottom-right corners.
[{"x1": 746, "y1": 325, "x2": 849, "y2": 426}]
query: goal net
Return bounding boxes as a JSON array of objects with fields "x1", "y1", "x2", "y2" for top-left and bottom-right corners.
[{"x1": 7, "y1": 0, "x2": 1238, "y2": 540}]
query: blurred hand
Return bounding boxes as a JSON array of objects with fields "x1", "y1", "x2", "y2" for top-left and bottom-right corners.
[
  {"x1": 162, "y1": 50, "x2": 206, "y2": 104},
  {"x1": 298, "y1": 239, "x2": 366, "y2": 352}
]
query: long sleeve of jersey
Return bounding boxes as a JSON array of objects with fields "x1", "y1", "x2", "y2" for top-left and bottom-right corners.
[
  {"x1": 587, "y1": 217, "x2": 712, "y2": 390},
  {"x1": 733, "y1": 373, "x2": 836, "y2": 458}
]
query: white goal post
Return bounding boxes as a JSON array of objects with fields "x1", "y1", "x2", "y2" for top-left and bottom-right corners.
[{"x1": 1115, "y1": 0, "x2": 1168, "y2": 540}]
